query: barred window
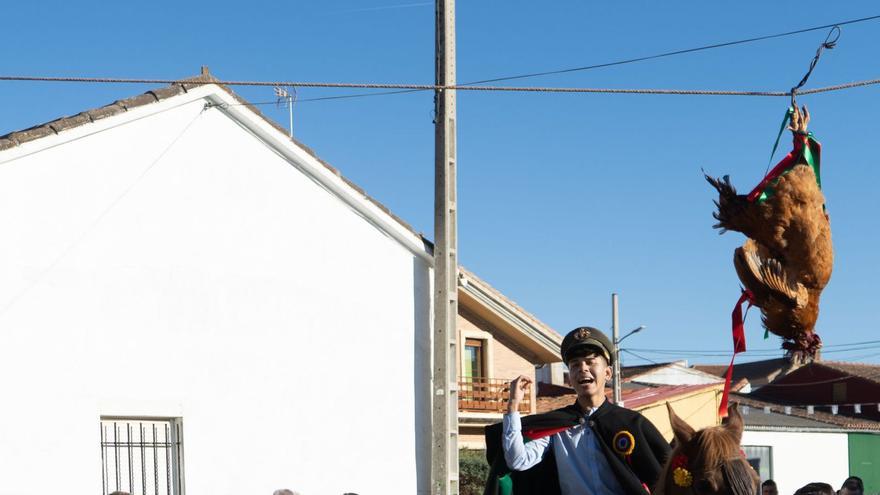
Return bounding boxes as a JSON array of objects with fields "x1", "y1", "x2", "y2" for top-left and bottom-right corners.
[
  {"x1": 742, "y1": 445, "x2": 772, "y2": 481},
  {"x1": 100, "y1": 418, "x2": 185, "y2": 495}
]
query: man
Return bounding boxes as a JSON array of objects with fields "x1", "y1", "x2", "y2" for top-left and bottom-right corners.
[
  {"x1": 483, "y1": 326, "x2": 670, "y2": 495},
  {"x1": 761, "y1": 479, "x2": 778, "y2": 495}
]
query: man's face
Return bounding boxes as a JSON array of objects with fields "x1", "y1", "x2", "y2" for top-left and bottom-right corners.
[
  {"x1": 566, "y1": 350, "x2": 611, "y2": 399},
  {"x1": 762, "y1": 485, "x2": 778, "y2": 495}
]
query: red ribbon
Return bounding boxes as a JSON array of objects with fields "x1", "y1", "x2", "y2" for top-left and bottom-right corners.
[
  {"x1": 523, "y1": 426, "x2": 570, "y2": 441},
  {"x1": 746, "y1": 134, "x2": 808, "y2": 202},
  {"x1": 719, "y1": 290, "x2": 754, "y2": 417}
]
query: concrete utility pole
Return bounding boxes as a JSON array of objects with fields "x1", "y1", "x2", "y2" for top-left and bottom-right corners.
[
  {"x1": 612, "y1": 293, "x2": 622, "y2": 406},
  {"x1": 432, "y1": 0, "x2": 458, "y2": 494},
  {"x1": 611, "y1": 293, "x2": 646, "y2": 408}
]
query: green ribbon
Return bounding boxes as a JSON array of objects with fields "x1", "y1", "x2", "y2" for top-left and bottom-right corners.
[
  {"x1": 499, "y1": 474, "x2": 513, "y2": 495},
  {"x1": 768, "y1": 107, "x2": 794, "y2": 169}
]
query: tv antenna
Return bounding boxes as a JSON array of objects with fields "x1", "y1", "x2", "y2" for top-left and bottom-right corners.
[{"x1": 274, "y1": 86, "x2": 297, "y2": 138}]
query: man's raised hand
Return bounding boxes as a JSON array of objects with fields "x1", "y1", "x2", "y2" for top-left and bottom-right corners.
[{"x1": 507, "y1": 375, "x2": 532, "y2": 414}]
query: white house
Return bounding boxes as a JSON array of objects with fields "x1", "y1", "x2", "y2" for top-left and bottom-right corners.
[
  {"x1": 0, "y1": 73, "x2": 441, "y2": 495},
  {"x1": 734, "y1": 394, "x2": 880, "y2": 495}
]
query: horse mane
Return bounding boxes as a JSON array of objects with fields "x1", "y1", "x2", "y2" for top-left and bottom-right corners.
[
  {"x1": 691, "y1": 426, "x2": 740, "y2": 471},
  {"x1": 723, "y1": 458, "x2": 758, "y2": 495}
]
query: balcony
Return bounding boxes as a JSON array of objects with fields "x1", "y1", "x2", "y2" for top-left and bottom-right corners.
[{"x1": 458, "y1": 376, "x2": 530, "y2": 414}]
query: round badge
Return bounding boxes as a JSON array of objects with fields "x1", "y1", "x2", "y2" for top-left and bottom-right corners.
[{"x1": 612, "y1": 430, "x2": 635, "y2": 456}]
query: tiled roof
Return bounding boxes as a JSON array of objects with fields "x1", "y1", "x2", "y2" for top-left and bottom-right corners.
[
  {"x1": 694, "y1": 358, "x2": 788, "y2": 388},
  {"x1": 536, "y1": 382, "x2": 576, "y2": 398},
  {"x1": 620, "y1": 363, "x2": 674, "y2": 381},
  {"x1": 458, "y1": 267, "x2": 560, "y2": 341},
  {"x1": 731, "y1": 394, "x2": 880, "y2": 431},
  {"x1": 536, "y1": 383, "x2": 719, "y2": 414},
  {"x1": 817, "y1": 360, "x2": 880, "y2": 384},
  {"x1": 620, "y1": 361, "x2": 723, "y2": 384},
  {"x1": 0, "y1": 84, "x2": 194, "y2": 151}
]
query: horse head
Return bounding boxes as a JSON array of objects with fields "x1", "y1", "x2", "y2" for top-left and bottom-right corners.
[{"x1": 655, "y1": 403, "x2": 759, "y2": 495}]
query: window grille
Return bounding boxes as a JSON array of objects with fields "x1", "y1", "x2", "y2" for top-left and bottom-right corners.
[
  {"x1": 100, "y1": 418, "x2": 185, "y2": 495},
  {"x1": 742, "y1": 445, "x2": 772, "y2": 481}
]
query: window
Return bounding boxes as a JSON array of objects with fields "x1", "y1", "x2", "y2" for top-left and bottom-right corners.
[
  {"x1": 464, "y1": 338, "x2": 485, "y2": 378},
  {"x1": 100, "y1": 418, "x2": 185, "y2": 495},
  {"x1": 742, "y1": 445, "x2": 772, "y2": 481}
]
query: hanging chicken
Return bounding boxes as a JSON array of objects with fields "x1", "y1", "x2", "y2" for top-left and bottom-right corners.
[{"x1": 705, "y1": 106, "x2": 833, "y2": 363}]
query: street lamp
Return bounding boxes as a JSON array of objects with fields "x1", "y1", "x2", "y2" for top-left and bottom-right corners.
[
  {"x1": 619, "y1": 325, "x2": 646, "y2": 344},
  {"x1": 611, "y1": 292, "x2": 647, "y2": 407}
]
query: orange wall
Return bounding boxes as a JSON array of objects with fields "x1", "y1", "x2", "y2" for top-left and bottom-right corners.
[{"x1": 636, "y1": 386, "x2": 722, "y2": 442}]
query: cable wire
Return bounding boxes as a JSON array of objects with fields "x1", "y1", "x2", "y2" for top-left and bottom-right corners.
[
  {"x1": 273, "y1": 13, "x2": 880, "y2": 103},
  {"x1": 3, "y1": 74, "x2": 879, "y2": 98},
  {"x1": 621, "y1": 350, "x2": 880, "y2": 388},
  {"x1": 470, "y1": 14, "x2": 880, "y2": 86}
]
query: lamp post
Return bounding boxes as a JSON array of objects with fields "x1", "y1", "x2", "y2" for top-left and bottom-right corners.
[{"x1": 611, "y1": 293, "x2": 646, "y2": 407}]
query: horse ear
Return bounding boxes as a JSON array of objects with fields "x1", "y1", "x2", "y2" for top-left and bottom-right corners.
[
  {"x1": 667, "y1": 402, "x2": 694, "y2": 445},
  {"x1": 723, "y1": 403, "x2": 744, "y2": 442}
]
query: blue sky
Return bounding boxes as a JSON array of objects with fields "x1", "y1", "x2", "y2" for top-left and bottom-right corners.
[{"x1": 2, "y1": 1, "x2": 879, "y2": 365}]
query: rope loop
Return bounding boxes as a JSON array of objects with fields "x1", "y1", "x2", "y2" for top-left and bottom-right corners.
[{"x1": 791, "y1": 25, "x2": 841, "y2": 107}]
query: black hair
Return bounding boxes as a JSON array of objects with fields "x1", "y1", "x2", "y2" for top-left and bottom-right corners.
[
  {"x1": 565, "y1": 346, "x2": 610, "y2": 367},
  {"x1": 842, "y1": 476, "x2": 864, "y2": 492},
  {"x1": 762, "y1": 479, "x2": 777, "y2": 488},
  {"x1": 793, "y1": 482, "x2": 835, "y2": 495}
]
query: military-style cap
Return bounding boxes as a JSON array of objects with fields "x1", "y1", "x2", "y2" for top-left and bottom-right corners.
[{"x1": 560, "y1": 326, "x2": 613, "y2": 364}]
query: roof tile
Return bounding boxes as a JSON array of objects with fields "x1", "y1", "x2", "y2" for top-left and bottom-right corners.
[
  {"x1": 8, "y1": 125, "x2": 56, "y2": 144},
  {"x1": 116, "y1": 93, "x2": 158, "y2": 110},
  {"x1": 819, "y1": 361, "x2": 880, "y2": 383},
  {"x1": 732, "y1": 393, "x2": 880, "y2": 430},
  {"x1": 148, "y1": 86, "x2": 187, "y2": 101},
  {"x1": 86, "y1": 103, "x2": 126, "y2": 122},
  {"x1": 48, "y1": 113, "x2": 92, "y2": 133}
]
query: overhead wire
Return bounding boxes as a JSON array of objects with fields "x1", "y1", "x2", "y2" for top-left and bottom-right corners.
[
  {"x1": 277, "y1": 13, "x2": 880, "y2": 103},
  {"x1": 3, "y1": 15, "x2": 880, "y2": 101},
  {"x1": 629, "y1": 339, "x2": 880, "y2": 355},
  {"x1": 621, "y1": 350, "x2": 880, "y2": 387},
  {"x1": 620, "y1": 349, "x2": 738, "y2": 381},
  {"x1": 626, "y1": 347, "x2": 880, "y2": 358},
  {"x1": 3, "y1": 74, "x2": 879, "y2": 99},
  {"x1": 468, "y1": 14, "x2": 880, "y2": 85}
]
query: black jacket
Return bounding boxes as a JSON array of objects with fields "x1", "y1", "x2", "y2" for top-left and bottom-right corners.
[{"x1": 483, "y1": 401, "x2": 671, "y2": 495}]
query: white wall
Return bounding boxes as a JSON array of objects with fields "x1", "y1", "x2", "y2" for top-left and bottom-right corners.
[
  {"x1": 742, "y1": 430, "x2": 850, "y2": 495},
  {"x1": 0, "y1": 88, "x2": 431, "y2": 495}
]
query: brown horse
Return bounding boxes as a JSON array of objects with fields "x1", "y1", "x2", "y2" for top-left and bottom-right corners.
[{"x1": 655, "y1": 403, "x2": 759, "y2": 495}]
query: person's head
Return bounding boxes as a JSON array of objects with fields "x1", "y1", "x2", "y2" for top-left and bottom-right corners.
[
  {"x1": 560, "y1": 327, "x2": 613, "y2": 401},
  {"x1": 761, "y1": 479, "x2": 778, "y2": 495},
  {"x1": 793, "y1": 482, "x2": 835, "y2": 495},
  {"x1": 840, "y1": 476, "x2": 864, "y2": 495}
]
